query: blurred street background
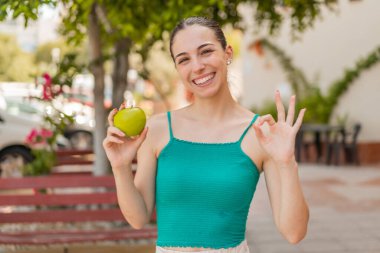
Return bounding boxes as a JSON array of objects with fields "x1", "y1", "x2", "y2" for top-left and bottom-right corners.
[{"x1": 0, "y1": 0, "x2": 379, "y2": 252}]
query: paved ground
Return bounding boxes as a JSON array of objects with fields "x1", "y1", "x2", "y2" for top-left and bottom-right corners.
[
  {"x1": 246, "y1": 163, "x2": 380, "y2": 253},
  {"x1": 1, "y1": 163, "x2": 380, "y2": 252}
]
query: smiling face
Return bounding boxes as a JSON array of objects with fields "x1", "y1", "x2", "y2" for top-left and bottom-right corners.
[{"x1": 171, "y1": 25, "x2": 233, "y2": 99}]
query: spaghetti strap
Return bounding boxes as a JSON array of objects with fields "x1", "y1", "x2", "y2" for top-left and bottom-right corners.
[
  {"x1": 238, "y1": 114, "x2": 259, "y2": 143},
  {"x1": 167, "y1": 111, "x2": 174, "y2": 139}
]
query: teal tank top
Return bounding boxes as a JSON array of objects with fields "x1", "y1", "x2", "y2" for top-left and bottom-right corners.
[{"x1": 155, "y1": 112, "x2": 261, "y2": 249}]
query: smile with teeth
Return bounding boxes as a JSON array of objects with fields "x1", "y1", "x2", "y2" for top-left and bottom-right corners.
[{"x1": 192, "y1": 73, "x2": 215, "y2": 86}]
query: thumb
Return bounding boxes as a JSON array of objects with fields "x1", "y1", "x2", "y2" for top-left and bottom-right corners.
[
  {"x1": 135, "y1": 126, "x2": 149, "y2": 147},
  {"x1": 252, "y1": 124, "x2": 265, "y2": 142}
]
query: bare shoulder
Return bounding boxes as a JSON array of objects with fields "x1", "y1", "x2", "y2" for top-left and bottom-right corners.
[
  {"x1": 148, "y1": 107, "x2": 189, "y2": 131},
  {"x1": 237, "y1": 106, "x2": 265, "y2": 173},
  {"x1": 145, "y1": 112, "x2": 170, "y2": 158},
  {"x1": 235, "y1": 105, "x2": 258, "y2": 122},
  {"x1": 145, "y1": 112, "x2": 169, "y2": 141},
  {"x1": 146, "y1": 112, "x2": 167, "y2": 130}
]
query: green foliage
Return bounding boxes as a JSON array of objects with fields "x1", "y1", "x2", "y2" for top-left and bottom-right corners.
[
  {"x1": 250, "y1": 0, "x2": 337, "y2": 37},
  {"x1": 23, "y1": 149, "x2": 56, "y2": 176},
  {"x1": 0, "y1": 0, "x2": 57, "y2": 26},
  {"x1": 51, "y1": 52, "x2": 86, "y2": 88},
  {"x1": 0, "y1": 33, "x2": 87, "y2": 83},
  {"x1": 252, "y1": 99, "x2": 277, "y2": 118},
  {"x1": 326, "y1": 46, "x2": 380, "y2": 106},
  {"x1": 44, "y1": 105, "x2": 75, "y2": 145},
  {"x1": 34, "y1": 39, "x2": 88, "y2": 64},
  {"x1": 0, "y1": 33, "x2": 35, "y2": 81},
  {"x1": 59, "y1": 0, "x2": 91, "y2": 46},
  {"x1": 296, "y1": 87, "x2": 330, "y2": 123},
  {"x1": 35, "y1": 40, "x2": 67, "y2": 64},
  {"x1": 34, "y1": 39, "x2": 89, "y2": 81}
]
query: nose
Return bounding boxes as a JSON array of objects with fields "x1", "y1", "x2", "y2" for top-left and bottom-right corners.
[{"x1": 192, "y1": 57, "x2": 205, "y2": 73}]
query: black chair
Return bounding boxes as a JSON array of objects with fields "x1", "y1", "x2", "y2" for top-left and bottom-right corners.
[
  {"x1": 301, "y1": 138, "x2": 315, "y2": 162},
  {"x1": 327, "y1": 123, "x2": 361, "y2": 165},
  {"x1": 343, "y1": 123, "x2": 362, "y2": 165}
]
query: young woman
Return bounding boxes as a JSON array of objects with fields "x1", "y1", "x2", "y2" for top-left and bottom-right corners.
[{"x1": 103, "y1": 17, "x2": 309, "y2": 253}]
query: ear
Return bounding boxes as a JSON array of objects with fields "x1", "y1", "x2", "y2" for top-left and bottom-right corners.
[{"x1": 225, "y1": 45, "x2": 233, "y2": 61}]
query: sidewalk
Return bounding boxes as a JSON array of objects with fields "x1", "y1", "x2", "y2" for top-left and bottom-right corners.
[{"x1": 246, "y1": 164, "x2": 380, "y2": 253}]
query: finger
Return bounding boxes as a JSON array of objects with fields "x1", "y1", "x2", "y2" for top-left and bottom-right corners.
[
  {"x1": 252, "y1": 124, "x2": 266, "y2": 142},
  {"x1": 108, "y1": 126, "x2": 125, "y2": 137},
  {"x1": 110, "y1": 136, "x2": 124, "y2": 144},
  {"x1": 275, "y1": 90, "x2": 286, "y2": 122},
  {"x1": 104, "y1": 135, "x2": 124, "y2": 145},
  {"x1": 119, "y1": 101, "x2": 126, "y2": 111},
  {"x1": 286, "y1": 95, "x2": 296, "y2": 125},
  {"x1": 293, "y1": 108, "x2": 306, "y2": 131},
  {"x1": 258, "y1": 114, "x2": 276, "y2": 126},
  {"x1": 108, "y1": 108, "x2": 118, "y2": 127}
]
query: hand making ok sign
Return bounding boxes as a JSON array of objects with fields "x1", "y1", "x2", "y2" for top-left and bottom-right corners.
[{"x1": 252, "y1": 90, "x2": 306, "y2": 164}]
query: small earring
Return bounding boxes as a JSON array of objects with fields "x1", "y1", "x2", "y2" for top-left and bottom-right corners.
[{"x1": 227, "y1": 59, "x2": 232, "y2": 65}]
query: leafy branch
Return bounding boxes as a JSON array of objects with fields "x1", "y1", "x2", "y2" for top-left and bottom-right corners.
[{"x1": 255, "y1": 39, "x2": 380, "y2": 123}]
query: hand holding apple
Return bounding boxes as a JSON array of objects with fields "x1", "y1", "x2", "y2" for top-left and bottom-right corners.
[
  {"x1": 114, "y1": 106, "x2": 146, "y2": 137},
  {"x1": 103, "y1": 103, "x2": 148, "y2": 170}
]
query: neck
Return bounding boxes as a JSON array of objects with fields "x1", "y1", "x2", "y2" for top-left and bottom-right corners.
[{"x1": 188, "y1": 86, "x2": 238, "y2": 122}]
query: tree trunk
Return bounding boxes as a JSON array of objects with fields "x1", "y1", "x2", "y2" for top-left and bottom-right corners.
[
  {"x1": 88, "y1": 3, "x2": 108, "y2": 175},
  {"x1": 112, "y1": 37, "x2": 131, "y2": 108}
]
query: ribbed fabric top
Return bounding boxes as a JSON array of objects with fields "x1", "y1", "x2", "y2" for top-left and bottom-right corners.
[{"x1": 155, "y1": 112, "x2": 261, "y2": 249}]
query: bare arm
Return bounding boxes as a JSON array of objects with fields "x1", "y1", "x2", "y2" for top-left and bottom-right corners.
[
  {"x1": 112, "y1": 128, "x2": 157, "y2": 229},
  {"x1": 103, "y1": 106, "x2": 159, "y2": 229},
  {"x1": 252, "y1": 91, "x2": 309, "y2": 243},
  {"x1": 263, "y1": 157, "x2": 309, "y2": 243}
]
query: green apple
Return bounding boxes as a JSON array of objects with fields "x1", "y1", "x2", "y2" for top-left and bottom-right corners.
[{"x1": 114, "y1": 106, "x2": 146, "y2": 137}]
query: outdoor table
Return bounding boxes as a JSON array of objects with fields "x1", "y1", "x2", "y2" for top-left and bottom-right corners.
[{"x1": 296, "y1": 123, "x2": 344, "y2": 164}]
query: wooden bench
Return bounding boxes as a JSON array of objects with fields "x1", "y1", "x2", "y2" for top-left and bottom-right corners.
[
  {"x1": 55, "y1": 149, "x2": 94, "y2": 166},
  {"x1": 52, "y1": 149, "x2": 137, "y2": 175},
  {"x1": 52, "y1": 149, "x2": 94, "y2": 175},
  {"x1": 0, "y1": 174, "x2": 157, "y2": 246}
]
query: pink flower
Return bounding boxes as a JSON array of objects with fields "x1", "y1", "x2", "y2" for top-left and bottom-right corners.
[
  {"x1": 25, "y1": 128, "x2": 39, "y2": 145},
  {"x1": 42, "y1": 73, "x2": 53, "y2": 101},
  {"x1": 25, "y1": 128, "x2": 53, "y2": 149},
  {"x1": 40, "y1": 128, "x2": 53, "y2": 138},
  {"x1": 43, "y1": 73, "x2": 52, "y2": 84}
]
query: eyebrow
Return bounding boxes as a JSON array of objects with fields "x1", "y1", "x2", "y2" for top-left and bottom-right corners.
[{"x1": 174, "y1": 43, "x2": 215, "y2": 61}]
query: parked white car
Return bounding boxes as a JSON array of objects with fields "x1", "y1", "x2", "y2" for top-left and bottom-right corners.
[
  {"x1": 0, "y1": 105, "x2": 40, "y2": 177},
  {"x1": 0, "y1": 95, "x2": 73, "y2": 178}
]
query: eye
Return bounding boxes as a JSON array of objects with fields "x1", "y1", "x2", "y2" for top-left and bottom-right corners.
[
  {"x1": 201, "y1": 49, "x2": 214, "y2": 55},
  {"x1": 177, "y1": 57, "x2": 189, "y2": 65}
]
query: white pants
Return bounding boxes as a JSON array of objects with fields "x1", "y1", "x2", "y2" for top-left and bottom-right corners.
[{"x1": 156, "y1": 239, "x2": 250, "y2": 253}]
